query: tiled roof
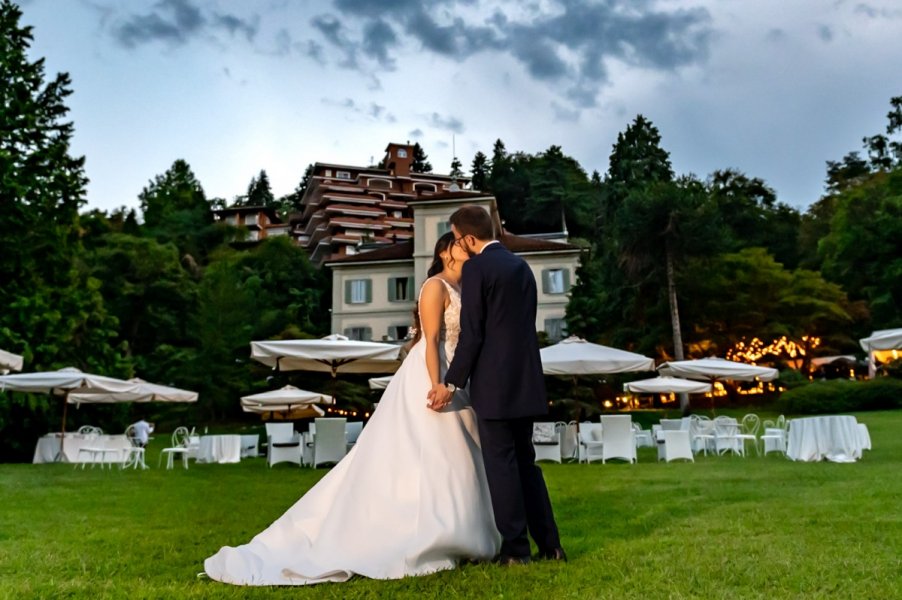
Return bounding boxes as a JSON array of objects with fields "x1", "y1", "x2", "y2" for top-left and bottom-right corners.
[{"x1": 499, "y1": 232, "x2": 581, "y2": 252}]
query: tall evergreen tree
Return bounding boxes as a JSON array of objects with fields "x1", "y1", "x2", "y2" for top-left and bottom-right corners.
[
  {"x1": 449, "y1": 156, "x2": 463, "y2": 180},
  {"x1": 470, "y1": 151, "x2": 488, "y2": 191},
  {"x1": 411, "y1": 143, "x2": 432, "y2": 173},
  {"x1": 246, "y1": 169, "x2": 275, "y2": 207}
]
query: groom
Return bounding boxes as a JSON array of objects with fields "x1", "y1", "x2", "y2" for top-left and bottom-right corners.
[{"x1": 428, "y1": 205, "x2": 565, "y2": 565}]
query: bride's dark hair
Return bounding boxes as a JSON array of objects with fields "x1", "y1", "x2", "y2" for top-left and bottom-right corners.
[{"x1": 408, "y1": 232, "x2": 457, "y2": 347}]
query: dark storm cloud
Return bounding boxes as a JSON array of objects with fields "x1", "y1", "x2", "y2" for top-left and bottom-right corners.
[
  {"x1": 409, "y1": 128, "x2": 425, "y2": 138},
  {"x1": 818, "y1": 24, "x2": 833, "y2": 42},
  {"x1": 362, "y1": 19, "x2": 399, "y2": 68},
  {"x1": 310, "y1": 0, "x2": 712, "y2": 108},
  {"x1": 854, "y1": 3, "x2": 902, "y2": 19},
  {"x1": 112, "y1": 0, "x2": 258, "y2": 48},
  {"x1": 321, "y1": 98, "x2": 397, "y2": 123}
]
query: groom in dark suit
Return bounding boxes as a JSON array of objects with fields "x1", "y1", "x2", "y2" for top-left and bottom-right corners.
[{"x1": 428, "y1": 205, "x2": 565, "y2": 565}]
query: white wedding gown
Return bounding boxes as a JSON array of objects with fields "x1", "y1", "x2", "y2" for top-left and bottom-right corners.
[{"x1": 203, "y1": 278, "x2": 500, "y2": 585}]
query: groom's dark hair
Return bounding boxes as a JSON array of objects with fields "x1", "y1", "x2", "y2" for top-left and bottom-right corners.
[{"x1": 449, "y1": 205, "x2": 494, "y2": 241}]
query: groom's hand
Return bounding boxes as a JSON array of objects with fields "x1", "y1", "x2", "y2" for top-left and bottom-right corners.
[{"x1": 427, "y1": 383, "x2": 452, "y2": 411}]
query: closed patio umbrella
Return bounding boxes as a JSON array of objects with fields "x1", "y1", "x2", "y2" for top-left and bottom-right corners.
[
  {"x1": 67, "y1": 377, "x2": 198, "y2": 405},
  {"x1": 240, "y1": 385, "x2": 334, "y2": 421}
]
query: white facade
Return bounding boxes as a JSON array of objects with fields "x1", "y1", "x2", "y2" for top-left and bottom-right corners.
[{"x1": 326, "y1": 196, "x2": 581, "y2": 342}]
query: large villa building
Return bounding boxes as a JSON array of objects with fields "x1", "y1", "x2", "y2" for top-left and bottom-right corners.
[{"x1": 213, "y1": 142, "x2": 583, "y2": 342}]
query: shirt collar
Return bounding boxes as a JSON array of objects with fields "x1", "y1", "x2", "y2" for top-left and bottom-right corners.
[{"x1": 478, "y1": 240, "x2": 500, "y2": 254}]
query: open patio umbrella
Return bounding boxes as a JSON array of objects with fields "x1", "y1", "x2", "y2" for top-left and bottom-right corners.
[
  {"x1": 67, "y1": 377, "x2": 198, "y2": 405},
  {"x1": 1, "y1": 348, "x2": 24, "y2": 373},
  {"x1": 0, "y1": 367, "x2": 140, "y2": 460},
  {"x1": 860, "y1": 328, "x2": 902, "y2": 378},
  {"x1": 241, "y1": 385, "x2": 333, "y2": 421},
  {"x1": 540, "y1": 336, "x2": 655, "y2": 375},
  {"x1": 368, "y1": 375, "x2": 393, "y2": 390},
  {"x1": 624, "y1": 376, "x2": 713, "y2": 394},
  {"x1": 657, "y1": 357, "x2": 779, "y2": 382},
  {"x1": 251, "y1": 334, "x2": 402, "y2": 375}
]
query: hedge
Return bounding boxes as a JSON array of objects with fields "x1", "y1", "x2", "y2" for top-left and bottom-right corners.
[{"x1": 777, "y1": 378, "x2": 902, "y2": 414}]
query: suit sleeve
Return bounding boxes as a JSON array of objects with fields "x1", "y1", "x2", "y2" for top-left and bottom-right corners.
[{"x1": 444, "y1": 259, "x2": 485, "y2": 389}]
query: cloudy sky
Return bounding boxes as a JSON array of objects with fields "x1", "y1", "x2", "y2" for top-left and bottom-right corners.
[{"x1": 18, "y1": 0, "x2": 902, "y2": 213}]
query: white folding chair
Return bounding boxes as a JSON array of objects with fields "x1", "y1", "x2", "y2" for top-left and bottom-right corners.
[
  {"x1": 735, "y1": 414, "x2": 760, "y2": 456},
  {"x1": 714, "y1": 416, "x2": 742, "y2": 456},
  {"x1": 312, "y1": 418, "x2": 347, "y2": 468},
  {"x1": 559, "y1": 421, "x2": 579, "y2": 461},
  {"x1": 600, "y1": 415, "x2": 636, "y2": 464},
  {"x1": 689, "y1": 415, "x2": 715, "y2": 455},
  {"x1": 120, "y1": 424, "x2": 147, "y2": 470},
  {"x1": 532, "y1": 422, "x2": 562, "y2": 463}
]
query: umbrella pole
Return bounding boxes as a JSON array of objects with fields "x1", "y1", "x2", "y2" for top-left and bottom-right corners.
[{"x1": 58, "y1": 391, "x2": 69, "y2": 462}]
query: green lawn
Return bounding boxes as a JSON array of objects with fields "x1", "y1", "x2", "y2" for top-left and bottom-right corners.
[{"x1": 2, "y1": 411, "x2": 900, "y2": 599}]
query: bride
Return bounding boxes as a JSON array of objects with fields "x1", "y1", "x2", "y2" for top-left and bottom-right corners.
[{"x1": 203, "y1": 232, "x2": 501, "y2": 585}]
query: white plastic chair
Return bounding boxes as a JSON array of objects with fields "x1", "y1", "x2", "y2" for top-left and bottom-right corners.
[
  {"x1": 120, "y1": 424, "x2": 147, "y2": 470},
  {"x1": 578, "y1": 422, "x2": 604, "y2": 463},
  {"x1": 662, "y1": 429, "x2": 695, "y2": 462},
  {"x1": 600, "y1": 415, "x2": 636, "y2": 464},
  {"x1": 735, "y1": 414, "x2": 760, "y2": 456},
  {"x1": 158, "y1": 427, "x2": 190, "y2": 469},
  {"x1": 266, "y1": 423, "x2": 301, "y2": 467},
  {"x1": 761, "y1": 415, "x2": 789, "y2": 456},
  {"x1": 689, "y1": 415, "x2": 715, "y2": 455},
  {"x1": 312, "y1": 418, "x2": 347, "y2": 468},
  {"x1": 559, "y1": 421, "x2": 579, "y2": 461},
  {"x1": 632, "y1": 422, "x2": 654, "y2": 448},
  {"x1": 532, "y1": 422, "x2": 562, "y2": 463}
]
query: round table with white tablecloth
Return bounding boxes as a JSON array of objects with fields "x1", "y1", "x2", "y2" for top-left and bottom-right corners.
[
  {"x1": 196, "y1": 435, "x2": 242, "y2": 464},
  {"x1": 786, "y1": 415, "x2": 865, "y2": 462}
]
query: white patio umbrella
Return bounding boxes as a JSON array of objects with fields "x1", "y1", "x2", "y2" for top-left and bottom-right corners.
[
  {"x1": 1, "y1": 348, "x2": 24, "y2": 373},
  {"x1": 860, "y1": 328, "x2": 902, "y2": 378},
  {"x1": 67, "y1": 377, "x2": 198, "y2": 405},
  {"x1": 540, "y1": 336, "x2": 655, "y2": 375},
  {"x1": 657, "y1": 357, "x2": 779, "y2": 382},
  {"x1": 241, "y1": 385, "x2": 333, "y2": 421},
  {"x1": 251, "y1": 334, "x2": 402, "y2": 376},
  {"x1": 368, "y1": 375, "x2": 393, "y2": 390},
  {"x1": 0, "y1": 367, "x2": 140, "y2": 460},
  {"x1": 624, "y1": 376, "x2": 713, "y2": 394}
]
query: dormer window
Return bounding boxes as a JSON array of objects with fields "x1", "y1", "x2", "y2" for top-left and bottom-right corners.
[{"x1": 336, "y1": 170, "x2": 351, "y2": 180}]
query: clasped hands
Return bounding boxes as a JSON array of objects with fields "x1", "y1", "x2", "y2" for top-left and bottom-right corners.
[{"x1": 427, "y1": 383, "x2": 452, "y2": 411}]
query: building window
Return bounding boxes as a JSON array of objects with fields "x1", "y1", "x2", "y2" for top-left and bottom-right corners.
[
  {"x1": 414, "y1": 183, "x2": 437, "y2": 193},
  {"x1": 344, "y1": 279, "x2": 372, "y2": 304},
  {"x1": 437, "y1": 221, "x2": 452, "y2": 236},
  {"x1": 544, "y1": 318, "x2": 567, "y2": 342},
  {"x1": 388, "y1": 325, "x2": 411, "y2": 341},
  {"x1": 541, "y1": 268, "x2": 571, "y2": 295},
  {"x1": 369, "y1": 178, "x2": 392, "y2": 189},
  {"x1": 344, "y1": 326, "x2": 372, "y2": 341},
  {"x1": 336, "y1": 170, "x2": 352, "y2": 180},
  {"x1": 243, "y1": 214, "x2": 256, "y2": 226},
  {"x1": 324, "y1": 169, "x2": 332, "y2": 177},
  {"x1": 397, "y1": 148, "x2": 408, "y2": 158},
  {"x1": 388, "y1": 276, "x2": 415, "y2": 302}
]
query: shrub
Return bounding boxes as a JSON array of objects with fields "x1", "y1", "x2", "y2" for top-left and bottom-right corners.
[{"x1": 777, "y1": 378, "x2": 902, "y2": 414}]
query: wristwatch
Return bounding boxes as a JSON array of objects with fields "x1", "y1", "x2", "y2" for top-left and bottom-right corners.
[{"x1": 445, "y1": 382, "x2": 457, "y2": 394}]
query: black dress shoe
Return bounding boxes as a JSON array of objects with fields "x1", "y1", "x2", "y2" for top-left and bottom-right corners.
[
  {"x1": 535, "y1": 547, "x2": 568, "y2": 562},
  {"x1": 494, "y1": 554, "x2": 531, "y2": 566}
]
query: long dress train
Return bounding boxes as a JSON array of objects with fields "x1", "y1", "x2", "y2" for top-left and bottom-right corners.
[{"x1": 203, "y1": 278, "x2": 500, "y2": 585}]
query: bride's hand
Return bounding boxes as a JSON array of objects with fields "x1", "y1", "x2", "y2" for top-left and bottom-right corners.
[{"x1": 427, "y1": 383, "x2": 452, "y2": 411}]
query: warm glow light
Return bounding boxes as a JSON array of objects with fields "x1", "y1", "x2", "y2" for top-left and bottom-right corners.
[
  {"x1": 726, "y1": 335, "x2": 821, "y2": 364},
  {"x1": 603, "y1": 400, "x2": 613, "y2": 408}
]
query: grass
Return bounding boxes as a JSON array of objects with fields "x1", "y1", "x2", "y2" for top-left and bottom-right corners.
[{"x1": 1, "y1": 410, "x2": 901, "y2": 599}]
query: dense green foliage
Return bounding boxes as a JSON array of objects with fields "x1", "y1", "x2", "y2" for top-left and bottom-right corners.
[
  {"x1": 777, "y1": 378, "x2": 902, "y2": 414},
  {"x1": 1, "y1": 409, "x2": 901, "y2": 598}
]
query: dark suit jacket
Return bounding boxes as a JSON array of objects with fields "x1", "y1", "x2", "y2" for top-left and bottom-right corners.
[{"x1": 445, "y1": 243, "x2": 548, "y2": 419}]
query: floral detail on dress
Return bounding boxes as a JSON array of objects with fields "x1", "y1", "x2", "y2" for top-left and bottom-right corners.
[{"x1": 418, "y1": 277, "x2": 461, "y2": 364}]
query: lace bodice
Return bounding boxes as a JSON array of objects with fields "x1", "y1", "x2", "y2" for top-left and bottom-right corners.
[{"x1": 418, "y1": 277, "x2": 461, "y2": 363}]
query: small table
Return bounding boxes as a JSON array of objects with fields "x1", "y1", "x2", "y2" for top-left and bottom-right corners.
[
  {"x1": 196, "y1": 435, "x2": 242, "y2": 464},
  {"x1": 787, "y1": 415, "x2": 864, "y2": 462}
]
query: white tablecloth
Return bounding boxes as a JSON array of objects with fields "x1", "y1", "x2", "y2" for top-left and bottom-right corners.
[
  {"x1": 240, "y1": 434, "x2": 259, "y2": 458},
  {"x1": 33, "y1": 433, "x2": 131, "y2": 464},
  {"x1": 787, "y1": 415, "x2": 864, "y2": 462},
  {"x1": 196, "y1": 435, "x2": 242, "y2": 464}
]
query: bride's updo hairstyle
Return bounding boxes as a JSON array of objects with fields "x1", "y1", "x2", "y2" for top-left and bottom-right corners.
[
  {"x1": 408, "y1": 232, "x2": 457, "y2": 348},
  {"x1": 427, "y1": 231, "x2": 456, "y2": 277}
]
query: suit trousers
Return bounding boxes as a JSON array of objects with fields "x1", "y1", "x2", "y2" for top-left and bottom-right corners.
[{"x1": 477, "y1": 416, "x2": 561, "y2": 558}]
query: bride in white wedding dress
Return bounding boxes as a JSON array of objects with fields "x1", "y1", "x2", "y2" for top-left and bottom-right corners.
[{"x1": 203, "y1": 232, "x2": 500, "y2": 586}]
